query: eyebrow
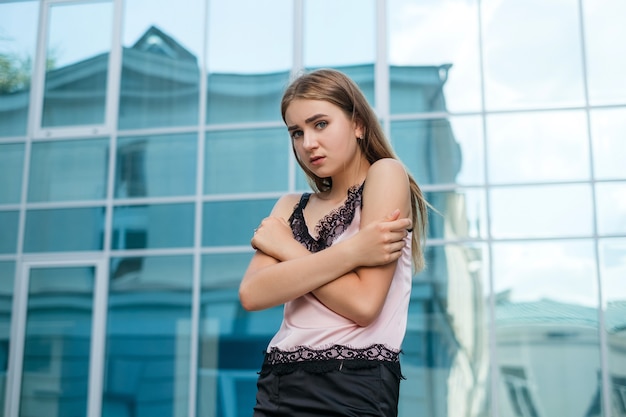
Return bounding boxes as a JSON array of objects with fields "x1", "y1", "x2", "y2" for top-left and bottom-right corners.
[{"x1": 287, "y1": 113, "x2": 328, "y2": 131}]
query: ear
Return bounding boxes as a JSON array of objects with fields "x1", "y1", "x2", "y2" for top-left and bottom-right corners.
[{"x1": 354, "y1": 121, "x2": 365, "y2": 140}]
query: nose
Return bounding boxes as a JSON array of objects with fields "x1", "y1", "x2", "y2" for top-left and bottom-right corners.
[{"x1": 302, "y1": 132, "x2": 318, "y2": 151}]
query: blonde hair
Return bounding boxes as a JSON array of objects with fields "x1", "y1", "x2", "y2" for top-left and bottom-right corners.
[{"x1": 281, "y1": 68, "x2": 428, "y2": 272}]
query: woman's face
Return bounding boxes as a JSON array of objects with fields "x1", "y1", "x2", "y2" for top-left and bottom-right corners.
[{"x1": 284, "y1": 99, "x2": 363, "y2": 180}]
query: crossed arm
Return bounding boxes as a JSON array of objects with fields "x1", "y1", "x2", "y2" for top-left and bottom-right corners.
[{"x1": 238, "y1": 159, "x2": 412, "y2": 326}]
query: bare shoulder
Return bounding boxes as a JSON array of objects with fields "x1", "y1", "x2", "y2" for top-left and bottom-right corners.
[
  {"x1": 362, "y1": 158, "x2": 411, "y2": 218},
  {"x1": 270, "y1": 193, "x2": 304, "y2": 219},
  {"x1": 365, "y1": 158, "x2": 409, "y2": 186}
]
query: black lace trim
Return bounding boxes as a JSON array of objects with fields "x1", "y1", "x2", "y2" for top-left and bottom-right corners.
[
  {"x1": 260, "y1": 344, "x2": 404, "y2": 379},
  {"x1": 289, "y1": 183, "x2": 364, "y2": 252},
  {"x1": 265, "y1": 343, "x2": 400, "y2": 364}
]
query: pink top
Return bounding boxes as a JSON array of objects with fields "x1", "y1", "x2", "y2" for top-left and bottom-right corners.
[{"x1": 266, "y1": 184, "x2": 412, "y2": 357}]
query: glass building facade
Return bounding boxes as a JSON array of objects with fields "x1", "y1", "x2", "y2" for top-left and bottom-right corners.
[{"x1": 0, "y1": 0, "x2": 624, "y2": 416}]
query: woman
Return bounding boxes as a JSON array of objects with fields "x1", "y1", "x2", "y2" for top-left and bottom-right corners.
[{"x1": 239, "y1": 69, "x2": 428, "y2": 416}]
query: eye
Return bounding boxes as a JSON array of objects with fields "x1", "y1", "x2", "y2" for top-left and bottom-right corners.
[
  {"x1": 315, "y1": 121, "x2": 328, "y2": 129},
  {"x1": 290, "y1": 130, "x2": 303, "y2": 140}
]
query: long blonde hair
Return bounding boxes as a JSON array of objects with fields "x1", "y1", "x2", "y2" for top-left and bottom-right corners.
[{"x1": 281, "y1": 68, "x2": 428, "y2": 272}]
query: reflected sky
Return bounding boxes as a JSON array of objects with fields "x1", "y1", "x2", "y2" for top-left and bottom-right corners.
[
  {"x1": 388, "y1": 0, "x2": 482, "y2": 112},
  {"x1": 47, "y1": 2, "x2": 113, "y2": 67},
  {"x1": 493, "y1": 240, "x2": 598, "y2": 307}
]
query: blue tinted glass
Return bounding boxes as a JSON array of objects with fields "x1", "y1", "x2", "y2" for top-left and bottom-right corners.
[
  {"x1": 119, "y1": 0, "x2": 204, "y2": 130},
  {"x1": 391, "y1": 119, "x2": 464, "y2": 186},
  {"x1": 205, "y1": 129, "x2": 288, "y2": 194},
  {"x1": 403, "y1": 243, "x2": 490, "y2": 414},
  {"x1": 206, "y1": 72, "x2": 289, "y2": 124},
  {"x1": 305, "y1": 65, "x2": 376, "y2": 106},
  {"x1": 201, "y1": 252, "x2": 253, "y2": 287},
  {"x1": 112, "y1": 204, "x2": 194, "y2": 249},
  {"x1": 0, "y1": 260, "x2": 14, "y2": 412},
  {"x1": 199, "y1": 253, "x2": 282, "y2": 415},
  {"x1": 42, "y1": 2, "x2": 112, "y2": 127},
  {"x1": 0, "y1": 143, "x2": 24, "y2": 204},
  {"x1": 295, "y1": 168, "x2": 312, "y2": 192},
  {"x1": 0, "y1": 2, "x2": 38, "y2": 137},
  {"x1": 118, "y1": 40, "x2": 200, "y2": 129},
  {"x1": 21, "y1": 266, "x2": 94, "y2": 417},
  {"x1": 206, "y1": 0, "x2": 291, "y2": 124},
  {"x1": 116, "y1": 134, "x2": 197, "y2": 198},
  {"x1": 0, "y1": 211, "x2": 18, "y2": 254},
  {"x1": 105, "y1": 255, "x2": 192, "y2": 417},
  {"x1": 24, "y1": 207, "x2": 104, "y2": 252},
  {"x1": 202, "y1": 199, "x2": 276, "y2": 246},
  {"x1": 29, "y1": 139, "x2": 109, "y2": 202},
  {"x1": 424, "y1": 190, "x2": 487, "y2": 240},
  {"x1": 390, "y1": 65, "x2": 451, "y2": 114}
]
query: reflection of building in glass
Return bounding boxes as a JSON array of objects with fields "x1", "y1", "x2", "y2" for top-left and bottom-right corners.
[{"x1": 495, "y1": 295, "x2": 626, "y2": 417}]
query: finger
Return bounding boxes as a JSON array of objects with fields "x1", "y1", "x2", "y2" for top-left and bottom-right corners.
[
  {"x1": 385, "y1": 209, "x2": 401, "y2": 221},
  {"x1": 387, "y1": 218, "x2": 412, "y2": 232}
]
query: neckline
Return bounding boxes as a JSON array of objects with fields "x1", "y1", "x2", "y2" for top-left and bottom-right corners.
[
  {"x1": 290, "y1": 183, "x2": 363, "y2": 252},
  {"x1": 307, "y1": 183, "x2": 363, "y2": 240}
]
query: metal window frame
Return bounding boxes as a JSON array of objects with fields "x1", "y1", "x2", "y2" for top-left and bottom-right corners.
[{"x1": 5, "y1": 255, "x2": 108, "y2": 417}]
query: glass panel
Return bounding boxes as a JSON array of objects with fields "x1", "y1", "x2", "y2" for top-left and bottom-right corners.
[
  {"x1": 29, "y1": 138, "x2": 109, "y2": 202},
  {"x1": 24, "y1": 207, "x2": 104, "y2": 252},
  {"x1": 119, "y1": 0, "x2": 203, "y2": 129},
  {"x1": 487, "y1": 111, "x2": 590, "y2": 184},
  {"x1": 0, "y1": 1, "x2": 38, "y2": 137},
  {"x1": 583, "y1": 0, "x2": 626, "y2": 105},
  {"x1": 198, "y1": 253, "x2": 281, "y2": 417},
  {"x1": 490, "y1": 184, "x2": 593, "y2": 239},
  {"x1": 425, "y1": 189, "x2": 487, "y2": 240},
  {"x1": 482, "y1": 0, "x2": 585, "y2": 110},
  {"x1": 42, "y1": 2, "x2": 113, "y2": 127},
  {"x1": 205, "y1": 128, "x2": 288, "y2": 194},
  {"x1": 591, "y1": 107, "x2": 626, "y2": 180},
  {"x1": 0, "y1": 142, "x2": 24, "y2": 204},
  {"x1": 295, "y1": 168, "x2": 312, "y2": 192},
  {"x1": 304, "y1": 0, "x2": 375, "y2": 68},
  {"x1": 206, "y1": 0, "x2": 292, "y2": 124},
  {"x1": 599, "y1": 238, "x2": 626, "y2": 416},
  {"x1": 0, "y1": 210, "x2": 18, "y2": 254},
  {"x1": 202, "y1": 199, "x2": 276, "y2": 247},
  {"x1": 116, "y1": 133, "x2": 197, "y2": 198},
  {"x1": 400, "y1": 243, "x2": 490, "y2": 416},
  {"x1": 105, "y1": 255, "x2": 192, "y2": 417},
  {"x1": 390, "y1": 65, "x2": 452, "y2": 114},
  {"x1": 597, "y1": 182, "x2": 626, "y2": 236},
  {"x1": 303, "y1": 1, "x2": 376, "y2": 106},
  {"x1": 391, "y1": 117, "x2": 482, "y2": 186},
  {"x1": 0, "y1": 261, "x2": 15, "y2": 413},
  {"x1": 492, "y1": 241, "x2": 599, "y2": 417},
  {"x1": 20, "y1": 266, "x2": 95, "y2": 417},
  {"x1": 388, "y1": 0, "x2": 482, "y2": 113},
  {"x1": 112, "y1": 203, "x2": 194, "y2": 250}
]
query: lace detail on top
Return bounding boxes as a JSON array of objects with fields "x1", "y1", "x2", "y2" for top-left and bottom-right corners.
[
  {"x1": 260, "y1": 344, "x2": 404, "y2": 378},
  {"x1": 289, "y1": 183, "x2": 364, "y2": 252},
  {"x1": 265, "y1": 343, "x2": 399, "y2": 364}
]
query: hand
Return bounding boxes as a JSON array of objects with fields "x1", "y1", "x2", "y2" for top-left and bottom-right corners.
[
  {"x1": 251, "y1": 216, "x2": 299, "y2": 260},
  {"x1": 348, "y1": 209, "x2": 411, "y2": 267}
]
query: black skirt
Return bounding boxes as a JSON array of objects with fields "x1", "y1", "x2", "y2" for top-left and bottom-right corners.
[{"x1": 252, "y1": 359, "x2": 401, "y2": 417}]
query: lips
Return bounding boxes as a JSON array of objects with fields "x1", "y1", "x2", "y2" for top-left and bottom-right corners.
[{"x1": 310, "y1": 156, "x2": 325, "y2": 165}]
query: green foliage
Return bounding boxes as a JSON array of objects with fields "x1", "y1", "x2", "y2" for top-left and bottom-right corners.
[{"x1": 0, "y1": 52, "x2": 32, "y2": 94}]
